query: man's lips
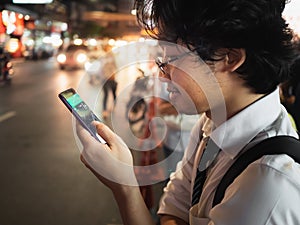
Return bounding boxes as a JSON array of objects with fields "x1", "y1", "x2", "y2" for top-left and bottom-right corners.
[{"x1": 167, "y1": 86, "x2": 181, "y2": 101}]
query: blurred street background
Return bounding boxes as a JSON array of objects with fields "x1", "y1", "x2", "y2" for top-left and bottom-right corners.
[
  {"x1": 0, "y1": 55, "x2": 165, "y2": 225},
  {"x1": 0, "y1": 1, "x2": 164, "y2": 225},
  {"x1": 0, "y1": 58, "x2": 126, "y2": 225}
]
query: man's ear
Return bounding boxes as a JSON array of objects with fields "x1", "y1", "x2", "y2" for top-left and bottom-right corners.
[{"x1": 225, "y1": 48, "x2": 246, "y2": 72}]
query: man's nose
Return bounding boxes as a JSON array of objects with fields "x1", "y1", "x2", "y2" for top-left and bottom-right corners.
[{"x1": 158, "y1": 74, "x2": 171, "y2": 84}]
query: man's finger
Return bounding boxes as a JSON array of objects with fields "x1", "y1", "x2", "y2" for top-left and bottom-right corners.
[
  {"x1": 76, "y1": 122, "x2": 96, "y2": 146},
  {"x1": 92, "y1": 121, "x2": 116, "y2": 146}
]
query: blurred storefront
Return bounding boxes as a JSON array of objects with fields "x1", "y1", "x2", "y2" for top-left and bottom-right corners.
[
  {"x1": 22, "y1": 19, "x2": 67, "y2": 60},
  {"x1": 0, "y1": 2, "x2": 68, "y2": 59},
  {"x1": 0, "y1": 9, "x2": 25, "y2": 58}
]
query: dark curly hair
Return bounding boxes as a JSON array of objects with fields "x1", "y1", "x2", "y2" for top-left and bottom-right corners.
[{"x1": 135, "y1": 0, "x2": 297, "y2": 94}]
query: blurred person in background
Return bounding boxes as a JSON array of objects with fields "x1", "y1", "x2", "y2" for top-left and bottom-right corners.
[
  {"x1": 76, "y1": 0, "x2": 300, "y2": 224},
  {"x1": 101, "y1": 52, "x2": 118, "y2": 120},
  {"x1": 0, "y1": 46, "x2": 12, "y2": 84}
]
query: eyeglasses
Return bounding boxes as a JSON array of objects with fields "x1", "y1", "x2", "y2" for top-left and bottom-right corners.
[
  {"x1": 155, "y1": 49, "x2": 197, "y2": 75},
  {"x1": 155, "y1": 51, "x2": 189, "y2": 75}
]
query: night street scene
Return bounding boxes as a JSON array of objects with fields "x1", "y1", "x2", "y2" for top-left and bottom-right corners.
[{"x1": 0, "y1": 0, "x2": 300, "y2": 225}]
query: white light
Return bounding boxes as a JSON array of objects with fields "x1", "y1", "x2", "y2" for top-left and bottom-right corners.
[
  {"x1": 52, "y1": 38, "x2": 63, "y2": 48},
  {"x1": 26, "y1": 39, "x2": 34, "y2": 46},
  {"x1": 43, "y1": 36, "x2": 51, "y2": 44},
  {"x1": 10, "y1": 12, "x2": 16, "y2": 23},
  {"x1": 57, "y1": 54, "x2": 66, "y2": 63},
  {"x1": 13, "y1": 0, "x2": 53, "y2": 3},
  {"x1": 76, "y1": 53, "x2": 87, "y2": 63},
  {"x1": 7, "y1": 38, "x2": 19, "y2": 53},
  {"x1": 131, "y1": 9, "x2": 137, "y2": 15},
  {"x1": 108, "y1": 39, "x2": 115, "y2": 46},
  {"x1": 61, "y1": 23, "x2": 68, "y2": 32},
  {"x1": 74, "y1": 39, "x2": 83, "y2": 45},
  {"x1": 2, "y1": 11, "x2": 9, "y2": 26},
  {"x1": 88, "y1": 38, "x2": 97, "y2": 46}
]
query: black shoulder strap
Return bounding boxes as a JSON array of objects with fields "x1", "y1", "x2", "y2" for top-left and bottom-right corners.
[{"x1": 213, "y1": 135, "x2": 300, "y2": 207}]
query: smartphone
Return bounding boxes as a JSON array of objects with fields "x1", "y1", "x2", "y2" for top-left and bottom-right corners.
[{"x1": 58, "y1": 88, "x2": 106, "y2": 144}]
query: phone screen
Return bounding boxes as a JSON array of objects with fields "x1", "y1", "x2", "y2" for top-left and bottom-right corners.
[{"x1": 59, "y1": 88, "x2": 106, "y2": 144}]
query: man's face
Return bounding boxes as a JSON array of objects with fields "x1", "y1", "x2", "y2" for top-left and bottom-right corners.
[{"x1": 157, "y1": 44, "x2": 224, "y2": 117}]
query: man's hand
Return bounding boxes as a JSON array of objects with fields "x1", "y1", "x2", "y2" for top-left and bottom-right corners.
[
  {"x1": 76, "y1": 121, "x2": 138, "y2": 192},
  {"x1": 77, "y1": 122, "x2": 156, "y2": 225}
]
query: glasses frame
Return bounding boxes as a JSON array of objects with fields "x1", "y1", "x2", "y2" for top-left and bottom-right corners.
[{"x1": 155, "y1": 48, "x2": 198, "y2": 75}]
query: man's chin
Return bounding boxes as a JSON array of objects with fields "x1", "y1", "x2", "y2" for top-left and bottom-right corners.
[{"x1": 173, "y1": 103, "x2": 199, "y2": 115}]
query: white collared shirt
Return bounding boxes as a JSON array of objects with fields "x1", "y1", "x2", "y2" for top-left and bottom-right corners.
[{"x1": 158, "y1": 88, "x2": 299, "y2": 225}]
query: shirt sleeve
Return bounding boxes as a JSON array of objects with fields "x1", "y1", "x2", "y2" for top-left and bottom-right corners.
[{"x1": 158, "y1": 119, "x2": 203, "y2": 222}]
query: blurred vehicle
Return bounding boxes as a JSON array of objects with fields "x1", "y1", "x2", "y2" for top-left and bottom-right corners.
[
  {"x1": 56, "y1": 44, "x2": 89, "y2": 70},
  {"x1": 23, "y1": 44, "x2": 55, "y2": 60}
]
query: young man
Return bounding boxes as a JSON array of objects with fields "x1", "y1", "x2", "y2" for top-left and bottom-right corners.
[{"x1": 77, "y1": 0, "x2": 300, "y2": 224}]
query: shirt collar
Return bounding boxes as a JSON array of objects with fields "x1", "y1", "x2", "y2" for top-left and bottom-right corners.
[{"x1": 203, "y1": 88, "x2": 282, "y2": 159}]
